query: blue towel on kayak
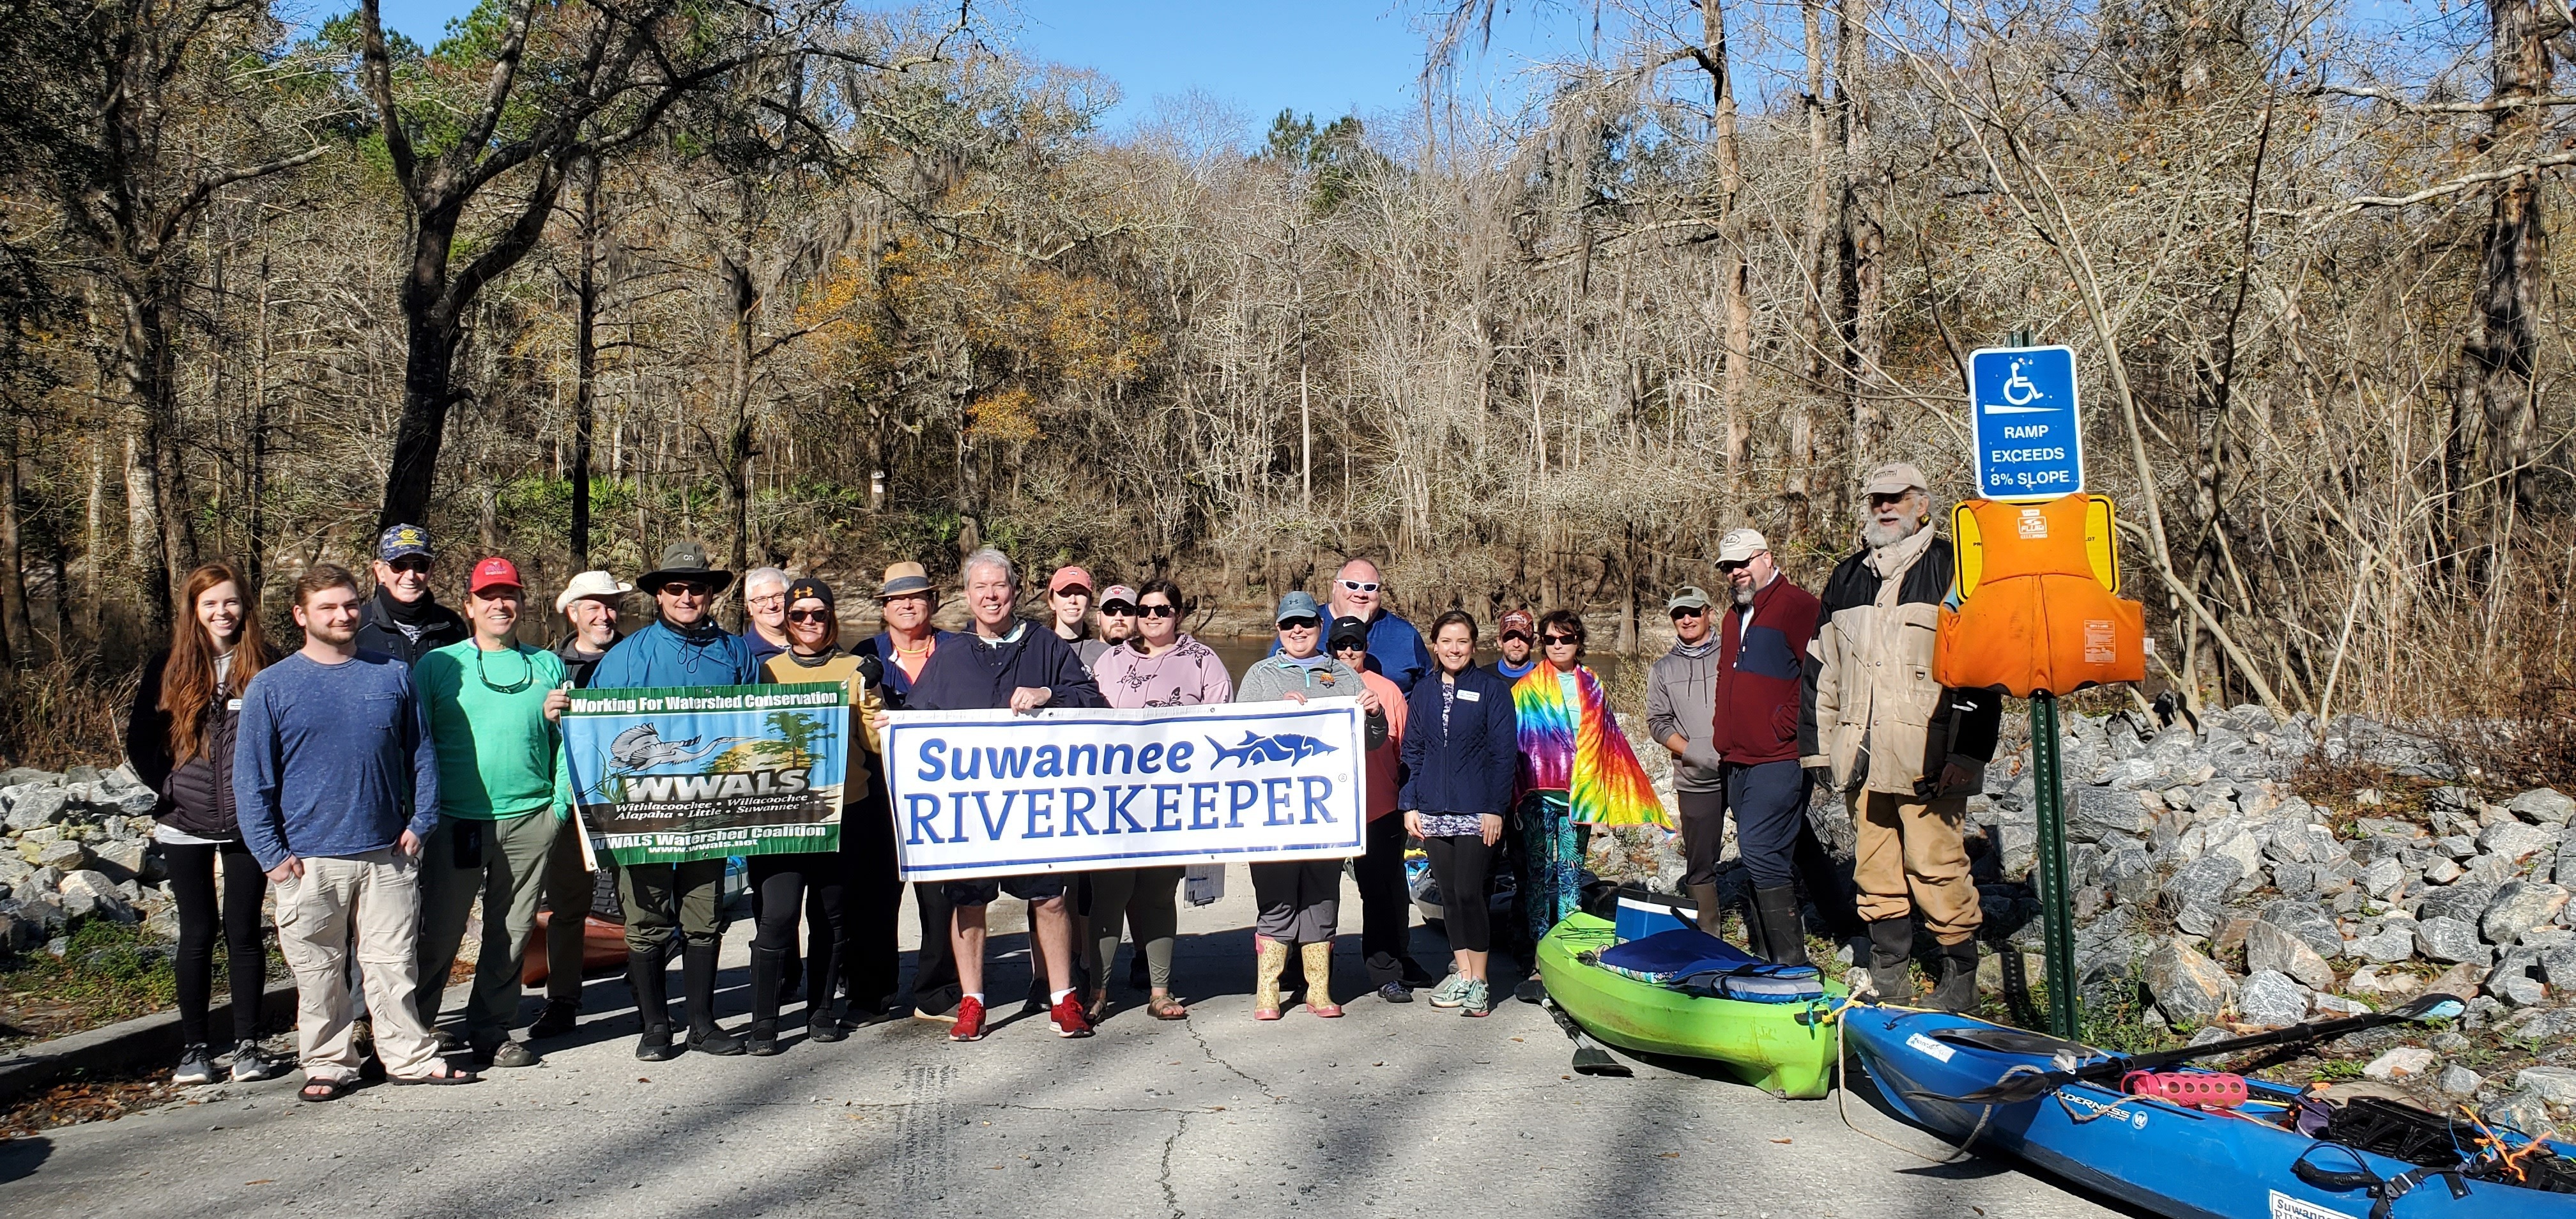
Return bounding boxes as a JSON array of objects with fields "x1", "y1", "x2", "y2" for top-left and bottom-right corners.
[{"x1": 1595, "y1": 927, "x2": 1827, "y2": 1003}]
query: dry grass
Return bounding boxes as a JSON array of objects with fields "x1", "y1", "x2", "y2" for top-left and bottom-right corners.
[{"x1": 0, "y1": 656, "x2": 134, "y2": 772}]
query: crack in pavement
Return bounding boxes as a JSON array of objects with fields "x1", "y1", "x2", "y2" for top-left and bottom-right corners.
[
  {"x1": 1184, "y1": 1021, "x2": 1275, "y2": 1095},
  {"x1": 1156, "y1": 1110, "x2": 1190, "y2": 1218}
]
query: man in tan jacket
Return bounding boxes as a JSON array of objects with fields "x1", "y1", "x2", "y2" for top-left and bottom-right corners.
[{"x1": 1799, "y1": 463, "x2": 2000, "y2": 1011}]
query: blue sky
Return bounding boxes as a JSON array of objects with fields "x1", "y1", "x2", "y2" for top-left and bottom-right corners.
[{"x1": 361, "y1": 0, "x2": 1593, "y2": 138}]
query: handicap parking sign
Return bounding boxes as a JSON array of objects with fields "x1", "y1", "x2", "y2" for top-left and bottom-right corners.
[{"x1": 1969, "y1": 345, "x2": 2083, "y2": 501}]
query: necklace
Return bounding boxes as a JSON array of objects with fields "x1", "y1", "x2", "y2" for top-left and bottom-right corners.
[
  {"x1": 893, "y1": 636, "x2": 932, "y2": 656},
  {"x1": 474, "y1": 644, "x2": 533, "y2": 693}
]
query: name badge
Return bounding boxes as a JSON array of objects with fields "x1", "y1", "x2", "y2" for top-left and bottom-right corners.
[
  {"x1": 1455, "y1": 689, "x2": 1482, "y2": 702},
  {"x1": 226, "y1": 698, "x2": 243, "y2": 711}
]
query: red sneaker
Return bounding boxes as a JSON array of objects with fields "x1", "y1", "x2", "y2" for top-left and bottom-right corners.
[
  {"x1": 948, "y1": 997, "x2": 987, "y2": 1043},
  {"x1": 1048, "y1": 992, "x2": 1095, "y2": 1038}
]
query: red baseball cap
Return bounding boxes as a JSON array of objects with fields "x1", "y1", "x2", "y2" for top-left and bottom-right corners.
[
  {"x1": 469, "y1": 556, "x2": 523, "y2": 594},
  {"x1": 1048, "y1": 565, "x2": 1094, "y2": 595}
]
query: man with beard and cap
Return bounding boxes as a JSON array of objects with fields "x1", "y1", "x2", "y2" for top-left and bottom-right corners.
[
  {"x1": 1800, "y1": 463, "x2": 2000, "y2": 1012},
  {"x1": 588, "y1": 540, "x2": 763, "y2": 1059},
  {"x1": 355, "y1": 524, "x2": 468, "y2": 665},
  {"x1": 1487, "y1": 609, "x2": 1538, "y2": 683}
]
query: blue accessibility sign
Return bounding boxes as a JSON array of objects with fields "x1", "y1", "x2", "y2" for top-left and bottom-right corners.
[{"x1": 1968, "y1": 344, "x2": 2083, "y2": 501}]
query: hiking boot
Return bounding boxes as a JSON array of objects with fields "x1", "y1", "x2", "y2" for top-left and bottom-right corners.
[
  {"x1": 1376, "y1": 982, "x2": 1414, "y2": 1004},
  {"x1": 1460, "y1": 981, "x2": 1494, "y2": 1017},
  {"x1": 1426, "y1": 974, "x2": 1474, "y2": 1008},
  {"x1": 1050, "y1": 992, "x2": 1095, "y2": 1038},
  {"x1": 174, "y1": 1043, "x2": 215, "y2": 1087},
  {"x1": 528, "y1": 999, "x2": 581, "y2": 1040},
  {"x1": 1927, "y1": 940, "x2": 1981, "y2": 1014},
  {"x1": 476, "y1": 1038, "x2": 539, "y2": 1069},
  {"x1": 746, "y1": 1020, "x2": 781, "y2": 1057},
  {"x1": 228, "y1": 1040, "x2": 288, "y2": 1083},
  {"x1": 949, "y1": 997, "x2": 988, "y2": 1042},
  {"x1": 807, "y1": 1014, "x2": 847, "y2": 1043},
  {"x1": 1866, "y1": 919, "x2": 1915, "y2": 1003}
]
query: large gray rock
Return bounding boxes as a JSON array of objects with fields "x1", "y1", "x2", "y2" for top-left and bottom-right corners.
[
  {"x1": 2142, "y1": 940, "x2": 2236, "y2": 1027},
  {"x1": 2418, "y1": 882, "x2": 2500, "y2": 926},
  {"x1": 88, "y1": 838, "x2": 153, "y2": 884},
  {"x1": 56, "y1": 869, "x2": 135, "y2": 923},
  {"x1": 2480, "y1": 820, "x2": 2558, "y2": 864},
  {"x1": 2359, "y1": 857, "x2": 2407, "y2": 899},
  {"x1": 2515, "y1": 1066, "x2": 2576, "y2": 1108},
  {"x1": 2488, "y1": 1091, "x2": 2556, "y2": 1133},
  {"x1": 2437, "y1": 1064, "x2": 2485, "y2": 1097},
  {"x1": 2537, "y1": 942, "x2": 2576, "y2": 989},
  {"x1": 2235, "y1": 970, "x2": 2310, "y2": 1029},
  {"x1": 2260, "y1": 899, "x2": 2345, "y2": 960},
  {"x1": 3, "y1": 785, "x2": 68, "y2": 832},
  {"x1": 2165, "y1": 854, "x2": 2244, "y2": 917},
  {"x1": 2071, "y1": 786, "x2": 2160, "y2": 843},
  {"x1": 107, "y1": 785, "x2": 159, "y2": 816},
  {"x1": 2, "y1": 767, "x2": 63, "y2": 788},
  {"x1": 26, "y1": 838, "x2": 88, "y2": 871},
  {"x1": 2482, "y1": 882, "x2": 2570, "y2": 946},
  {"x1": 2349, "y1": 927, "x2": 2416, "y2": 963},
  {"x1": 2415, "y1": 916, "x2": 2489, "y2": 964},
  {"x1": 2510, "y1": 788, "x2": 2576, "y2": 828},
  {"x1": 2247, "y1": 919, "x2": 2337, "y2": 989}
]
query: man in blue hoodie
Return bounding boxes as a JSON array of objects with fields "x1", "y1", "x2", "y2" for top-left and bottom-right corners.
[
  {"x1": 234, "y1": 564, "x2": 475, "y2": 1099},
  {"x1": 588, "y1": 540, "x2": 762, "y2": 1061},
  {"x1": 900, "y1": 548, "x2": 1104, "y2": 1043}
]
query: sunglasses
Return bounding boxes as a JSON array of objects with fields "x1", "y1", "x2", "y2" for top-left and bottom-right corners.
[
  {"x1": 659, "y1": 581, "x2": 713, "y2": 597},
  {"x1": 1278, "y1": 616, "x2": 1321, "y2": 631},
  {"x1": 1542, "y1": 634, "x2": 1580, "y2": 646},
  {"x1": 786, "y1": 609, "x2": 832, "y2": 623},
  {"x1": 1101, "y1": 602, "x2": 1137, "y2": 617},
  {"x1": 1717, "y1": 560, "x2": 1750, "y2": 573},
  {"x1": 1671, "y1": 607, "x2": 1707, "y2": 620},
  {"x1": 1337, "y1": 579, "x2": 1379, "y2": 593},
  {"x1": 385, "y1": 557, "x2": 432, "y2": 575},
  {"x1": 1140, "y1": 604, "x2": 1178, "y2": 618}
]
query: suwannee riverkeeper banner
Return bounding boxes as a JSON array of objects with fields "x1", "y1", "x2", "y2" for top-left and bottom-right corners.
[
  {"x1": 882, "y1": 700, "x2": 1367, "y2": 882},
  {"x1": 560, "y1": 683, "x2": 850, "y2": 865}
]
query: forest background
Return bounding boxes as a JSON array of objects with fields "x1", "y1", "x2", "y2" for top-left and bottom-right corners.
[{"x1": 0, "y1": 0, "x2": 2571, "y2": 780}]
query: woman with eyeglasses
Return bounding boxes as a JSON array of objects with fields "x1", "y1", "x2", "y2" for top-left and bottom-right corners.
[
  {"x1": 1507, "y1": 610, "x2": 1667, "y2": 999},
  {"x1": 1235, "y1": 592, "x2": 1388, "y2": 1019},
  {"x1": 748, "y1": 577, "x2": 885, "y2": 1052},
  {"x1": 1397, "y1": 611, "x2": 1519, "y2": 1016},
  {"x1": 1082, "y1": 578, "x2": 1232, "y2": 1021}
]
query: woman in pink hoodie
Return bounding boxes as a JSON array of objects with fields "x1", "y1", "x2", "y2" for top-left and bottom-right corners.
[{"x1": 1085, "y1": 579, "x2": 1234, "y2": 1020}]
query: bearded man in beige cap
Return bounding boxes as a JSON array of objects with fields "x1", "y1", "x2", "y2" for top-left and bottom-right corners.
[{"x1": 1798, "y1": 463, "x2": 2000, "y2": 1013}]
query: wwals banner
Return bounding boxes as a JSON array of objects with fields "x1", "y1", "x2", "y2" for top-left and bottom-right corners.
[
  {"x1": 883, "y1": 700, "x2": 1367, "y2": 882},
  {"x1": 561, "y1": 683, "x2": 849, "y2": 865}
]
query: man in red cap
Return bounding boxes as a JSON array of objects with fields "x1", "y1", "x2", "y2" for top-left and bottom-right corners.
[{"x1": 411, "y1": 557, "x2": 571, "y2": 1068}]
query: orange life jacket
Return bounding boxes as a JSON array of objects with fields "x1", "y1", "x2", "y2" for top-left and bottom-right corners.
[{"x1": 1933, "y1": 494, "x2": 2145, "y2": 697}]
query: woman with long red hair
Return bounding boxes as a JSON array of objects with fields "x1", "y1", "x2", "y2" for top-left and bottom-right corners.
[{"x1": 123, "y1": 562, "x2": 288, "y2": 1087}]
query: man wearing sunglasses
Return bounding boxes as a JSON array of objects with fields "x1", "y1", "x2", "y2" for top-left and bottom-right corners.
[
  {"x1": 355, "y1": 523, "x2": 469, "y2": 666},
  {"x1": 588, "y1": 540, "x2": 763, "y2": 1059},
  {"x1": 1271, "y1": 558, "x2": 1434, "y2": 694},
  {"x1": 1646, "y1": 585, "x2": 1728, "y2": 935}
]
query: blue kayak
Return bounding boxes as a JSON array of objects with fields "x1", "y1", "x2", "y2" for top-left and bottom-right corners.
[{"x1": 1844, "y1": 1006, "x2": 2576, "y2": 1219}]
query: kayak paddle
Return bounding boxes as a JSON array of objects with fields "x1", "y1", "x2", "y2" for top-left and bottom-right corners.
[
  {"x1": 1915, "y1": 992, "x2": 2465, "y2": 1106},
  {"x1": 1542, "y1": 994, "x2": 1633, "y2": 1077}
]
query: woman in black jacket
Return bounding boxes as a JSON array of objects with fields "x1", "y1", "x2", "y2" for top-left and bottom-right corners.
[
  {"x1": 123, "y1": 562, "x2": 285, "y2": 1086},
  {"x1": 1396, "y1": 611, "x2": 1519, "y2": 1017}
]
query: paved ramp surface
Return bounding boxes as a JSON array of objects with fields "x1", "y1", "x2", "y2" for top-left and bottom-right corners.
[{"x1": 0, "y1": 869, "x2": 2125, "y2": 1219}]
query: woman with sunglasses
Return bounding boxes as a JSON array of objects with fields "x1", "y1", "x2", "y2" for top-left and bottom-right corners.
[
  {"x1": 1508, "y1": 610, "x2": 1666, "y2": 999},
  {"x1": 1235, "y1": 592, "x2": 1388, "y2": 1019},
  {"x1": 1398, "y1": 611, "x2": 1518, "y2": 1016},
  {"x1": 1083, "y1": 578, "x2": 1231, "y2": 1020},
  {"x1": 747, "y1": 577, "x2": 885, "y2": 1052}
]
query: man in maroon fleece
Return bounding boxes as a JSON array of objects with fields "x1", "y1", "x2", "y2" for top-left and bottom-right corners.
[{"x1": 1708, "y1": 528, "x2": 1837, "y2": 967}]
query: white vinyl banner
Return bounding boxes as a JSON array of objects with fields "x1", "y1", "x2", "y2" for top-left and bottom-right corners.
[{"x1": 882, "y1": 699, "x2": 1368, "y2": 882}]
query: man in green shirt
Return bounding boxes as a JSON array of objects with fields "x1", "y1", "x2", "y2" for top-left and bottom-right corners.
[{"x1": 412, "y1": 556, "x2": 569, "y2": 1069}]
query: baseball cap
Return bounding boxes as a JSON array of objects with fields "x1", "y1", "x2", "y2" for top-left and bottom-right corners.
[
  {"x1": 1499, "y1": 609, "x2": 1536, "y2": 640},
  {"x1": 1099, "y1": 584, "x2": 1139, "y2": 610},
  {"x1": 468, "y1": 556, "x2": 522, "y2": 594},
  {"x1": 880, "y1": 562, "x2": 933, "y2": 597},
  {"x1": 1862, "y1": 462, "x2": 1928, "y2": 497},
  {"x1": 555, "y1": 570, "x2": 633, "y2": 613},
  {"x1": 1717, "y1": 528, "x2": 1770, "y2": 564},
  {"x1": 1048, "y1": 565, "x2": 1094, "y2": 596},
  {"x1": 1274, "y1": 592, "x2": 1322, "y2": 625},
  {"x1": 1666, "y1": 586, "x2": 1713, "y2": 612},
  {"x1": 377, "y1": 523, "x2": 433, "y2": 563},
  {"x1": 1328, "y1": 616, "x2": 1370, "y2": 651}
]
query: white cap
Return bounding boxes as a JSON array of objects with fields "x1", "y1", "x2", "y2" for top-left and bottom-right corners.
[
  {"x1": 1717, "y1": 528, "x2": 1770, "y2": 564},
  {"x1": 556, "y1": 569, "x2": 635, "y2": 614}
]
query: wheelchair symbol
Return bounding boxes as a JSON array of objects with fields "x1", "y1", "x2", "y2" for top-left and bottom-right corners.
[{"x1": 2003, "y1": 359, "x2": 2041, "y2": 406}]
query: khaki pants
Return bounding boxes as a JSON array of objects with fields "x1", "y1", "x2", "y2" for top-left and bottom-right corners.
[
  {"x1": 542, "y1": 815, "x2": 599, "y2": 1004},
  {"x1": 1850, "y1": 790, "x2": 1982, "y2": 945},
  {"x1": 416, "y1": 812, "x2": 559, "y2": 1041},
  {"x1": 272, "y1": 848, "x2": 444, "y2": 1082}
]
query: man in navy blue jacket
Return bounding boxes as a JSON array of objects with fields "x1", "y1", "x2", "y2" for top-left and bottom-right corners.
[{"x1": 900, "y1": 548, "x2": 1103, "y2": 1043}]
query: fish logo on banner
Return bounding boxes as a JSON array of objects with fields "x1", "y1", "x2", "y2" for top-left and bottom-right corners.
[{"x1": 1206, "y1": 731, "x2": 1340, "y2": 767}]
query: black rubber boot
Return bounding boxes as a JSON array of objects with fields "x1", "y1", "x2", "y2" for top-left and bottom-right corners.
[
  {"x1": 747, "y1": 945, "x2": 785, "y2": 1055},
  {"x1": 1866, "y1": 919, "x2": 1915, "y2": 1003},
  {"x1": 1755, "y1": 886, "x2": 1811, "y2": 968},
  {"x1": 629, "y1": 944, "x2": 680, "y2": 1062},
  {"x1": 1927, "y1": 939, "x2": 1981, "y2": 1014},
  {"x1": 806, "y1": 933, "x2": 847, "y2": 1042},
  {"x1": 683, "y1": 941, "x2": 745, "y2": 1056}
]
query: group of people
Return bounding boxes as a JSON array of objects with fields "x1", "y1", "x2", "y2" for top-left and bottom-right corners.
[{"x1": 119, "y1": 459, "x2": 2000, "y2": 1098}]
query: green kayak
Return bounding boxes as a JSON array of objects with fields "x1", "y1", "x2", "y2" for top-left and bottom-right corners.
[{"x1": 1535, "y1": 912, "x2": 1843, "y2": 1099}]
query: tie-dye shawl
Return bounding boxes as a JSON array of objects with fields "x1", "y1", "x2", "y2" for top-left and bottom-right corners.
[{"x1": 1511, "y1": 664, "x2": 1669, "y2": 827}]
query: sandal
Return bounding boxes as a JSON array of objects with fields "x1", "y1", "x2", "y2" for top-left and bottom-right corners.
[
  {"x1": 390, "y1": 1064, "x2": 480, "y2": 1086},
  {"x1": 1085, "y1": 987, "x2": 1112, "y2": 1022},
  {"x1": 298, "y1": 1077, "x2": 353, "y2": 1103},
  {"x1": 1147, "y1": 993, "x2": 1189, "y2": 1021}
]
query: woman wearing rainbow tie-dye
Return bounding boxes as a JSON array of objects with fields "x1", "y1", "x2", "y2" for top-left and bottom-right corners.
[{"x1": 1509, "y1": 611, "x2": 1667, "y2": 972}]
